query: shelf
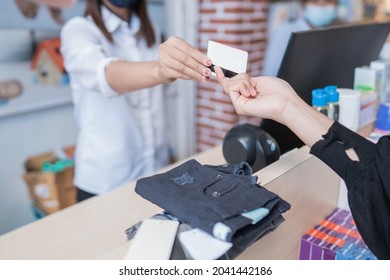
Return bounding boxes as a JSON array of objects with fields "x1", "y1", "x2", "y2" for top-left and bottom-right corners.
[{"x1": 0, "y1": 61, "x2": 72, "y2": 119}]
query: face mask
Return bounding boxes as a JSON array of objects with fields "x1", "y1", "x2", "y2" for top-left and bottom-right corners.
[
  {"x1": 304, "y1": 5, "x2": 337, "y2": 27},
  {"x1": 108, "y1": 0, "x2": 141, "y2": 9}
]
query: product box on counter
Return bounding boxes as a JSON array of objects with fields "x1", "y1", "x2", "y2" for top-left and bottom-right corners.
[
  {"x1": 359, "y1": 92, "x2": 379, "y2": 127},
  {"x1": 370, "y1": 59, "x2": 390, "y2": 103},
  {"x1": 354, "y1": 66, "x2": 382, "y2": 94},
  {"x1": 299, "y1": 208, "x2": 377, "y2": 260},
  {"x1": 23, "y1": 146, "x2": 77, "y2": 215},
  {"x1": 353, "y1": 66, "x2": 381, "y2": 128}
]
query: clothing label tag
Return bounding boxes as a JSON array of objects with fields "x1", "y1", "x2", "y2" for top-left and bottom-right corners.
[
  {"x1": 179, "y1": 228, "x2": 232, "y2": 260},
  {"x1": 242, "y1": 207, "x2": 270, "y2": 224},
  {"x1": 212, "y1": 222, "x2": 231, "y2": 241},
  {"x1": 207, "y1": 40, "x2": 248, "y2": 78},
  {"x1": 125, "y1": 218, "x2": 179, "y2": 260}
]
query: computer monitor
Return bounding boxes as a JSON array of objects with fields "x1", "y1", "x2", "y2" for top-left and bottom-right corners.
[{"x1": 261, "y1": 21, "x2": 390, "y2": 153}]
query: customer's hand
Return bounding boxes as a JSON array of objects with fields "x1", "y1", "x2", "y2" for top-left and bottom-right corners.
[
  {"x1": 158, "y1": 36, "x2": 212, "y2": 83},
  {"x1": 215, "y1": 66, "x2": 334, "y2": 148},
  {"x1": 215, "y1": 66, "x2": 301, "y2": 124}
]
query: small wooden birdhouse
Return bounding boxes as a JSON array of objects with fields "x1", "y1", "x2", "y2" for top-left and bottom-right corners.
[{"x1": 31, "y1": 38, "x2": 69, "y2": 86}]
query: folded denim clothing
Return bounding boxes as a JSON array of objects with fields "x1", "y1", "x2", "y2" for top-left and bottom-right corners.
[
  {"x1": 204, "y1": 161, "x2": 258, "y2": 185},
  {"x1": 126, "y1": 211, "x2": 285, "y2": 260},
  {"x1": 135, "y1": 159, "x2": 291, "y2": 242}
]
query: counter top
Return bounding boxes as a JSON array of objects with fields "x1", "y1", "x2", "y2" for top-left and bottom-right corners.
[{"x1": 0, "y1": 145, "x2": 340, "y2": 260}]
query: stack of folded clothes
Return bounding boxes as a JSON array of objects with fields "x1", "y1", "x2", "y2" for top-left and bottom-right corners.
[{"x1": 128, "y1": 159, "x2": 291, "y2": 259}]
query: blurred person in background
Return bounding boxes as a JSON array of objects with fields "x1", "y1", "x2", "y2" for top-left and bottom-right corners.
[{"x1": 262, "y1": 0, "x2": 339, "y2": 76}]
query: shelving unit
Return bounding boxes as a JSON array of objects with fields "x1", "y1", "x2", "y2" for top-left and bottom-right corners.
[
  {"x1": 0, "y1": 61, "x2": 72, "y2": 119},
  {"x1": 0, "y1": 61, "x2": 77, "y2": 235}
]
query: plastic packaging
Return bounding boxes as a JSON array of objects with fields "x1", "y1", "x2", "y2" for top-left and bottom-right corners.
[{"x1": 325, "y1": 85, "x2": 340, "y2": 121}]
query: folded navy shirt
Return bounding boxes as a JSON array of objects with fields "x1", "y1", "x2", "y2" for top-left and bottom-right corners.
[{"x1": 135, "y1": 159, "x2": 290, "y2": 242}]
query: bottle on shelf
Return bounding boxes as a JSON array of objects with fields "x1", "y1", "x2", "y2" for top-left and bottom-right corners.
[
  {"x1": 324, "y1": 85, "x2": 340, "y2": 121},
  {"x1": 311, "y1": 88, "x2": 328, "y2": 116}
]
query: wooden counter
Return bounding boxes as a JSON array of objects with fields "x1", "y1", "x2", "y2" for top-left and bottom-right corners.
[{"x1": 0, "y1": 145, "x2": 340, "y2": 260}]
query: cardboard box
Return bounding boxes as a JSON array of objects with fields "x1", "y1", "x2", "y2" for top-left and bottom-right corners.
[
  {"x1": 359, "y1": 92, "x2": 379, "y2": 127},
  {"x1": 24, "y1": 146, "x2": 75, "y2": 172},
  {"x1": 353, "y1": 66, "x2": 382, "y2": 94},
  {"x1": 23, "y1": 147, "x2": 77, "y2": 215},
  {"x1": 353, "y1": 66, "x2": 381, "y2": 128}
]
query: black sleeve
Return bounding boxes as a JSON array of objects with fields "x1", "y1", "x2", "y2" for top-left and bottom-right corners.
[{"x1": 310, "y1": 121, "x2": 390, "y2": 260}]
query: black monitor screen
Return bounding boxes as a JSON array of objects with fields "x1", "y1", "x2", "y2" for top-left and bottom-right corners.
[{"x1": 261, "y1": 21, "x2": 390, "y2": 153}]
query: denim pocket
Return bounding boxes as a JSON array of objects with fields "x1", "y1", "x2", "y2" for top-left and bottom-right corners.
[{"x1": 201, "y1": 175, "x2": 238, "y2": 198}]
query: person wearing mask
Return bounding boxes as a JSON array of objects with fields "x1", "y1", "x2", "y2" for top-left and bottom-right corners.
[
  {"x1": 262, "y1": 0, "x2": 339, "y2": 76},
  {"x1": 214, "y1": 67, "x2": 390, "y2": 259},
  {"x1": 61, "y1": 0, "x2": 212, "y2": 202}
]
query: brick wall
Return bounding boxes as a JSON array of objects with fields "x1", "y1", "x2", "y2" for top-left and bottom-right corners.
[{"x1": 196, "y1": 0, "x2": 269, "y2": 152}]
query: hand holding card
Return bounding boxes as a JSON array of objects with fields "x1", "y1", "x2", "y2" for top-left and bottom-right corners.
[{"x1": 159, "y1": 36, "x2": 212, "y2": 82}]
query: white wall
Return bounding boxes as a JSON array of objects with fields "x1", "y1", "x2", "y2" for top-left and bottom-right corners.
[{"x1": 0, "y1": 29, "x2": 33, "y2": 61}]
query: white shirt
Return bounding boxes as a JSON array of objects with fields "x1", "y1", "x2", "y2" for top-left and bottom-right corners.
[
  {"x1": 61, "y1": 6, "x2": 169, "y2": 194},
  {"x1": 262, "y1": 17, "x2": 310, "y2": 76}
]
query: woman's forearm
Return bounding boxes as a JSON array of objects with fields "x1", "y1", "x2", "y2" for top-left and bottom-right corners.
[
  {"x1": 283, "y1": 98, "x2": 334, "y2": 148},
  {"x1": 105, "y1": 60, "x2": 165, "y2": 93}
]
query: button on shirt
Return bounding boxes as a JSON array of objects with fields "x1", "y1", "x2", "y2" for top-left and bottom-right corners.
[{"x1": 61, "y1": 7, "x2": 169, "y2": 194}]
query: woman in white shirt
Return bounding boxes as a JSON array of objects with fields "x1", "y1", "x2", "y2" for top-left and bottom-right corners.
[{"x1": 61, "y1": 0, "x2": 212, "y2": 201}]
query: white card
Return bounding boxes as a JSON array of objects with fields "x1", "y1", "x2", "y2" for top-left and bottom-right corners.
[
  {"x1": 125, "y1": 219, "x2": 179, "y2": 260},
  {"x1": 207, "y1": 40, "x2": 248, "y2": 77},
  {"x1": 178, "y1": 228, "x2": 233, "y2": 260}
]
